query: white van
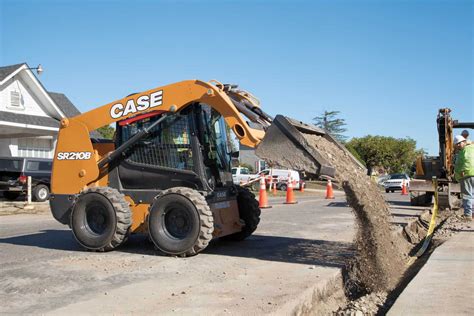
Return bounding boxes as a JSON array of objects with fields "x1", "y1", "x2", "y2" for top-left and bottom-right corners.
[{"x1": 259, "y1": 169, "x2": 301, "y2": 190}]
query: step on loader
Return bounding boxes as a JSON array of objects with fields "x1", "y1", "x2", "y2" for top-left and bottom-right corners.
[{"x1": 50, "y1": 79, "x2": 360, "y2": 256}]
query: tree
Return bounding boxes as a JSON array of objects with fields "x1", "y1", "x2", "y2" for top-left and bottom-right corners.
[
  {"x1": 97, "y1": 125, "x2": 115, "y2": 139},
  {"x1": 346, "y1": 135, "x2": 419, "y2": 175},
  {"x1": 313, "y1": 110, "x2": 348, "y2": 142}
]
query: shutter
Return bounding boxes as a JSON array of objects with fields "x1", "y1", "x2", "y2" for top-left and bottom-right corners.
[{"x1": 10, "y1": 91, "x2": 21, "y2": 107}]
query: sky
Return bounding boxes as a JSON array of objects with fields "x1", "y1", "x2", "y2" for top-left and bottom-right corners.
[{"x1": 1, "y1": 0, "x2": 472, "y2": 155}]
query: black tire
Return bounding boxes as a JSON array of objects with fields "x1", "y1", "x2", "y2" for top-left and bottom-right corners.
[
  {"x1": 385, "y1": 189, "x2": 390, "y2": 193},
  {"x1": 3, "y1": 191, "x2": 21, "y2": 201},
  {"x1": 70, "y1": 187, "x2": 132, "y2": 251},
  {"x1": 221, "y1": 186, "x2": 261, "y2": 241},
  {"x1": 148, "y1": 187, "x2": 213, "y2": 256},
  {"x1": 391, "y1": 190, "x2": 395, "y2": 193},
  {"x1": 33, "y1": 184, "x2": 50, "y2": 202},
  {"x1": 280, "y1": 183, "x2": 288, "y2": 191}
]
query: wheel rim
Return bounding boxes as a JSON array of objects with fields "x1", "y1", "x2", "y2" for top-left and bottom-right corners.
[
  {"x1": 163, "y1": 203, "x2": 193, "y2": 239},
  {"x1": 85, "y1": 202, "x2": 109, "y2": 235},
  {"x1": 38, "y1": 188, "x2": 48, "y2": 200}
]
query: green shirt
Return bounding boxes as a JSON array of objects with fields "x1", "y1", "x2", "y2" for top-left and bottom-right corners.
[{"x1": 455, "y1": 144, "x2": 474, "y2": 181}]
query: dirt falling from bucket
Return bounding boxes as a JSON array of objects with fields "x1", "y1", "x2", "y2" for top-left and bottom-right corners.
[
  {"x1": 305, "y1": 135, "x2": 407, "y2": 296},
  {"x1": 270, "y1": 134, "x2": 408, "y2": 297}
]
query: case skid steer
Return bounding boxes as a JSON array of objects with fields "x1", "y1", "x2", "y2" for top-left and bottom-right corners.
[{"x1": 50, "y1": 80, "x2": 358, "y2": 256}]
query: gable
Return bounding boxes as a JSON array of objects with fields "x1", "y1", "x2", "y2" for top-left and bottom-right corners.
[{"x1": 0, "y1": 75, "x2": 51, "y2": 117}]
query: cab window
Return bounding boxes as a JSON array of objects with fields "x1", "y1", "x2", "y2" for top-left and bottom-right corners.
[{"x1": 120, "y1": 114, "x2": 194, "y2": 171}]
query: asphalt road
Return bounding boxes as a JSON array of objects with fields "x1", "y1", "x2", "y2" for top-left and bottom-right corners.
[{"x1": 0, "y1": 194, "x2": 358, "y2": 315}]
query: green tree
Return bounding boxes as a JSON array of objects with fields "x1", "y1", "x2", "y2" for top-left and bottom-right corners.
[
  {"x1": 313, "y1": 110, "x2": 348, "y2": 142},
  {"x1": 96, "y1": 125, "x2": 115, "y2": 139},
  {"x1": 347, "y1": 135, "x2": 419, "y2": 174}
]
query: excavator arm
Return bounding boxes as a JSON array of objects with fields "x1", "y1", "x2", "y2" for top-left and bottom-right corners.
[{"x1": 52, "y1": 80, "x2": 266, "y2": 194}]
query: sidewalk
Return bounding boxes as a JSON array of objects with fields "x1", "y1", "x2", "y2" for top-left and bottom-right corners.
[{"x1": 389, "y1": 227, "x2": 474, "y2": 315}]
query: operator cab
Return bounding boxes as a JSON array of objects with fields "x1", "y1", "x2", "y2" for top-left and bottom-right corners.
[{"x1": 111, "y1": 103, "x2": 234, "y2": 203}]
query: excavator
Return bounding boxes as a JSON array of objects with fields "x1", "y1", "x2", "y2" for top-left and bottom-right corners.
[
  {"x1": 410, "y1": 108, "x2": 474, "y2": 209},
  {"x1": 50, "y1": 79, "x2": 359, "y2": 256}
]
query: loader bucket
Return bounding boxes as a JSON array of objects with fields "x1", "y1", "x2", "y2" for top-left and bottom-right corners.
[{"x1": 256, "y1": 115, "x2": 365, "y2": 179}]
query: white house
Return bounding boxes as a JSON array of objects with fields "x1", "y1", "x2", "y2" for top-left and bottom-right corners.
[{"x1": 0, "y1": 63, "x2": 81, "y2": 158}]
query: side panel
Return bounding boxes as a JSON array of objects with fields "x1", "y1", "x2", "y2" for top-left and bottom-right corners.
[{"x1": 51, "y1": 120, "x2": 98, "y2": 194}]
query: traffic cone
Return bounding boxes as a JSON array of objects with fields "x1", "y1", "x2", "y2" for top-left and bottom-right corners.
[
  {"x1": 325, "y1": 179, "x2": 335, "y2": 199},
  {"x1": 258, "y1": 177, "x2": 272, "y2": 208},
  {"x1": 284, "y1": 176, "x2": 297, "y2": 204},
  {"x1": 401, "y1": 180, "x2": 408, "y2": 195},
  {"x1": 299, "y1": 181, "x2": 304, "y2": 193},
  {"x1": 272, "y1": 180, "x2": 277, "y2": 196}
]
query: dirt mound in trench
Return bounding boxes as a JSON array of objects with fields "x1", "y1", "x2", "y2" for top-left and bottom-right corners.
[{"x1": 264, "y1": 134, "x2": 408, "y2": 296}]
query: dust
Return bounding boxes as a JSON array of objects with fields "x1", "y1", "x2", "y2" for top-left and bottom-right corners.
[{"x1": 260, "y1": 133, "x2": 408, "y2": 296}]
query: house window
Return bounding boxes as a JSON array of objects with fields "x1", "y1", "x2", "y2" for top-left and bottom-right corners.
[{"x1": 10, "y1": 91, "x2": 21, "y2": 108}]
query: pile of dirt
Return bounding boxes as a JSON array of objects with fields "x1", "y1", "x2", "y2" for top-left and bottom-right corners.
[
  {"x1": 259, "y1": 133, "x2": 408, "y2": 297},
  {"x1": 335, "y1": 291, "x2": 387, "y2": 315}
]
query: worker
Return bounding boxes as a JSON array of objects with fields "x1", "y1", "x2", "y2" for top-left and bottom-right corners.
[
  {"x1": 461, "y1": 130, "x2": 472, "y2": 144},
  {"x1": 454, "y1": 135, "x2": 474, "y2": 221}
]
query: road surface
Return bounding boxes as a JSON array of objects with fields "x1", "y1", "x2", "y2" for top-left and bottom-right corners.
[{"x1": 1, "y1": 195, "x2": 356, "y2": 315}]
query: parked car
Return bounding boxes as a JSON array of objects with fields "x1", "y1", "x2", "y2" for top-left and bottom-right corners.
[
  {"x1": 383, "y1": 173, "x2": 410, "y2": 193},
  {"x1": 0, "y1": 157, "x2": 52, "y2": 202}
]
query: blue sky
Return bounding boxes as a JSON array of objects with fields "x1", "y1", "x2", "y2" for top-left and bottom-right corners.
[{"x1": 1, "y1": 0, "x2": 472, "y2": 154}]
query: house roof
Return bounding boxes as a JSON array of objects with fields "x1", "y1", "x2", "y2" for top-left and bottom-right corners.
[
  {"x1": 0, "y1": 111, "x2": 60, "y2": 128},
  {"x1": 0, "y1": 63, "x2": 25, "y2": 82},
  {"x1": 48, "y1": 92, "x2": 81, "y2": 117}
]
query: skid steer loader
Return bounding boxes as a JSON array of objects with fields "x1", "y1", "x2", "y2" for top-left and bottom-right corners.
[{"x1": 50, "y1": 79, "x2": 359, "y2": 256}]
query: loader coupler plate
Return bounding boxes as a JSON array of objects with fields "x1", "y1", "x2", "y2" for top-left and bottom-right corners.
[{"x1": 256, "y1": 115, "x2": 336, "y2": 178}]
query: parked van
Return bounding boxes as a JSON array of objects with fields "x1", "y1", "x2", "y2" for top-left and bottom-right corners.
[{"x1": 259, "y1": 169, "x2": 301, "y2": 190}]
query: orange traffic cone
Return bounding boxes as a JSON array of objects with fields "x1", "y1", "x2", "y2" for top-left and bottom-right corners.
[
  {"x1": 299, "y1": 181, "x2": 304, "y2": 192},
  {"x1": 272, "y1": 180, "x2": 277, "y2": 196},
  {"x1": 284, "y1": 176, "x2": 298, "y2": 204},
  {"x1": 401, "y1": 180, "x2": 408, "y2": 195},
  {"x1": 325, "y1": 179, "x2": 335, "y2": 199},
  {"x1": 258, "y1": 177, "x2": 272, "y2": 208}
]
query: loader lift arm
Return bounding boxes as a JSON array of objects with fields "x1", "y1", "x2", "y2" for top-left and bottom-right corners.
[{"x1": 52, "y1": 80, "x2": 269, "y2": 194}]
